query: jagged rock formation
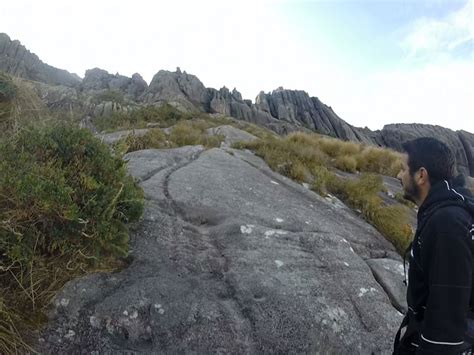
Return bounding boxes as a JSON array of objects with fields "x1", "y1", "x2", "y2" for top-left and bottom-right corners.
[
  {"x1": 379, "y1": 124, "x2": 474, "y2": 176},
  {"x1": 39, "y1": 143, "x2": 404, "y2": 354},
  {"x1": 141, "y1": 68, "x2": 209, "y2": 110},
  {"x1": 255, "y1": 89, "x2": 374, "y2": 144},
  {"x1": 82, "y1": 68, "x2": 147, "y2": 100},
  {"x1": 0, "y1": 33, "x2": 80, "y2": 87},
  {"x1": 206, "y1": 125, "x2": 258, "y2": 147},
  {"x1": 1, "y1": 33, "x2": 473, "y2": 176}
]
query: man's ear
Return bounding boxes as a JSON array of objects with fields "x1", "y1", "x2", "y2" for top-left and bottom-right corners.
[{"x1": 417, "y1": 167, "x2": 430, "y2": 185}]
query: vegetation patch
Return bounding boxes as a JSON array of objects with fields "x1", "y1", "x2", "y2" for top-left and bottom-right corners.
[
  {"x1": 94, "y1": 103, "x2": 198, "y2": 132},
  {"x1": 0, "y1": 73, "x2": 45, "y2": 132},
  {"x1": 235, "y1": 132, "x2": 412, "y2": 254},
  {"x1": 120, "y1": 119, "x2": 225, "y2": 153},
  {"x1": 0, "y1": 123, "x2": 144, "y2": 352}
]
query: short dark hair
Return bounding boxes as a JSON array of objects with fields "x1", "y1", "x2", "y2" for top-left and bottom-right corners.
[{"x1": 402, "y1": 137, "x2": 455, "y2": 184}]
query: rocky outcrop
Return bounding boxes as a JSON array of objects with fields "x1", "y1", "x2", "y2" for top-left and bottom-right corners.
[
  {"x1": 206, "y1": 125, "x2": 258, "y2": 147},
  {"x1": 2, "y1": 33, "x2": 473, "y2": 175},
  {"x1": 0, "y1": 33, "x2": 80, "y2": 87},
  {"x1": 81, "y1": 68, "x2": 147, "y2": 100},
  {"x1": 379, "y1": 124, "x2": 474, "y2": 176},
  {"x1": 255, "y1": 88, "x2": 375, "y2": 145},
  {"x1": 141, "y1": 68, "x2": 209, "y2": 110},
  {"x1": 39, "y1": 146, "x2": 404, "y2": 354}
]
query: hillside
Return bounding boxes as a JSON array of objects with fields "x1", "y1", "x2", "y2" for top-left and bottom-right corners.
[{"x1": 1, "y1": 32, "x2": 473, "y2": 176}]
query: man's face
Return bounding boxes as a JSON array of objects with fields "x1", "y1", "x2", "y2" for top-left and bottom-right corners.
[{"x1": 397, "y1": 154, "x2": 420, "y2": 204}]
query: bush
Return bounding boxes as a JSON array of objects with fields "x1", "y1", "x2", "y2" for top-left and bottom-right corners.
[
  {"x1": 0, "y1": 124, "x2": 144, "y2": 263},
  {"x1": 0, "y1": 123, "x2": 144, "y2": 351}
]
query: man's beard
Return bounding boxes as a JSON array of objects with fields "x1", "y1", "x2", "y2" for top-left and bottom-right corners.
[{"x1": 403, "y1": 178, "x2": 420, "y2": 204}]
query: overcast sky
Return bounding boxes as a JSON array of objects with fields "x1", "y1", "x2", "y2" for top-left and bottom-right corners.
[{"x1": 1, "y1": 0, "x2": 473, "y2": 132}]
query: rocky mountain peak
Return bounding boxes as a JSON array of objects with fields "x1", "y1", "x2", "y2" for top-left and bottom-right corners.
[{"x1": 0, "y1": 33, "x2": 80, "y2": 87}]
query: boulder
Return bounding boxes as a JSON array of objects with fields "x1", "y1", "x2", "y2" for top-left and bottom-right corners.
[
  {"x1": 206, "y1": 125, "x2": 258, "y2": 147},
  {"x1": 142, "y1": 69, "x2": 209, "y2": 110},
  {"x1": 366, "y1": 258, "x2": 408, "y2": 314},
  {"x1": 39, "y1": 146, "x2": 403, "y2": 354},
  {"x1": 81, "y1": 68, "x2": 148, "y2": 101}
]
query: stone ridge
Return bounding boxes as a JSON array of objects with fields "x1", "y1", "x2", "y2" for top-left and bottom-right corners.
[
  {"x1": 1, "y1": 33, "x2": 473, "y2": 176},
  {"x1": 0, "y1": 33, "x2": 80, "y2": 87},
  {"x1": 82, "y1": 68, "x2": 147, "y2": 100}
]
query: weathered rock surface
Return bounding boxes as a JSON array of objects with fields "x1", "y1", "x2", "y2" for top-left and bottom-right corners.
[
  {"x1": 255, "y1": 88, "x2": 374, "y2": 144},
  {"x1": 39, "y1": 146, "x2": 405, "y2": 354},
  {"x1": 82, "y1": 68, "x2": 147, "y2": 100},
  {"x1": 0, "y1": 33, "x2": 80, "y2": 87},
  {"x1": 141, "y1": 68, "x2": 209, "y2": 110},
  {"x1": 366, "y1": 258, "x2": 408, "y2": 314},
  {"x1": 379, "y1": 124, "x2": 474, "y2": 176},
  {"x1": 206, "y1": 125, "x2": 257, "y2": 147},
  {"x1": 2, "y1": 33, "x2": 473, "y2": 176}
]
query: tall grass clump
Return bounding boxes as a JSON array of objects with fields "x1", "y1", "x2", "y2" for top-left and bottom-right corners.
[
  {"x1": 94, "y1": 103, "x2": 194, "y2": 132},
  {"x1": 0, "y1": 73, "x2": 45, "y2": 132},
  {"x1": 235, "y1": 132, "x2": 412, "y2": 254},
  {"x1": 0, "y1": 123, "x2": 144, "y2": 351},
  {"x1": 122, "y1": 120, "x2": 225, "y2": 153}
]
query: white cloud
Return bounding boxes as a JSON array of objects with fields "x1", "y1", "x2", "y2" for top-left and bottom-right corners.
[
  {"x1": 323, "y1": 60, "x2": 474, "y2": 132},
  {"x1": 320, "y1": 0, "x2": 474, "y2": 133},
  {"x1": 401, "y1": 0, "x2": 473, "y2": 59},
  {"x1": 1, "y1": 0, "x2": 473, "y2": 133}
]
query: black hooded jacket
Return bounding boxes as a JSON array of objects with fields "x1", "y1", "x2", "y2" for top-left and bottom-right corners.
[{"x1": 400, "y1": 176, "x2": 474, "y2": 354}]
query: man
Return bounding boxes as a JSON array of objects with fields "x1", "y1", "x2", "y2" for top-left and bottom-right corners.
[{"x1": 393, "y1": 137, "x2": 474, "y2": 355}]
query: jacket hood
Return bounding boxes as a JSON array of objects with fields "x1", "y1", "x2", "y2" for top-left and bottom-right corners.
[{"x1": 418, "y1": 174, "x2": 474, "y2": 221}]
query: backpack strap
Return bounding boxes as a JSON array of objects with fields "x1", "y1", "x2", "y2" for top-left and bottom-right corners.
[{"x1": 393, "y1": 313, "x2": 409, "y2": 355}]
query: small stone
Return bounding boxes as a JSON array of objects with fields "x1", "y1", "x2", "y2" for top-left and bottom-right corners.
[
  {"x1": 90, "y1": 316, "x2": 101, "y2": 328},
  {"x1": 60, "y1": 298, "x2": 70, "y2": 307},
  {"x1": 64, "y1": 330, "x2": 75, "y2": 339}
]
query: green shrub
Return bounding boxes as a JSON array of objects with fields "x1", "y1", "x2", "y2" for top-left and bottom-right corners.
[
  {"x1": 0, "y1": 123, "x2": 144, "y2": 351},
  {"x1": 0, "y1": 124, "x2": 144, "y2": 264}
]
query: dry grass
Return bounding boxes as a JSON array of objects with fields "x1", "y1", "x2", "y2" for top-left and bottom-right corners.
[
  {"x1": 120, "y1": 120, "x2": 225, "y2": 153},
  {"x1": 235, "y1": 131, "x2": 412, "y2": 254},
  {"x1": 0, "y1": 74, "x2": 47, "y2": 134}
]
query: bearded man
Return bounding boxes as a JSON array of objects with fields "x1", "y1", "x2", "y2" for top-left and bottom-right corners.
[{"x1": 393, "y1": 137, "x2": 474, "y2": 354}]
